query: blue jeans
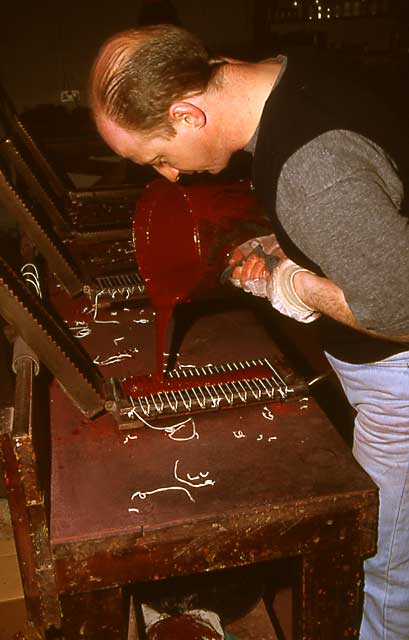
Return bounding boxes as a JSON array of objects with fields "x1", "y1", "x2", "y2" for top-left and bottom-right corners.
[{"x1": 325, "y1": 350, "x2": 409, "y2": 640}]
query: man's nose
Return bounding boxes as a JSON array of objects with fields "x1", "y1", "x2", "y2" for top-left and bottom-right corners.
[{"x1": 154, "y1": 165, "x2": 180, "y2": 182}]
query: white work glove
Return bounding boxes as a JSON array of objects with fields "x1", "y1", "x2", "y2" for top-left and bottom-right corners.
[
  {"x1": 231, "y1": 257, "x2": 321, "y2": 324},
  {"x1": 222, "y1": 233, "x2": 285, "y2": 284}
]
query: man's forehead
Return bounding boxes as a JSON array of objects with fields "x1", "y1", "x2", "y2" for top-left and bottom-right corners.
[{"x1": 96, "y1": 115, "x2": 153, "y2": 161}]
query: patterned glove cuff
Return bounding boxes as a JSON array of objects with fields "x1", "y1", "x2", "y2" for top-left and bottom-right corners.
[
  {"x1": 272, "y1": 259, "x2": 321, "y2": 323},
  {"x1": 289, "y1": 267, "x2": 317, "y2": 314}
]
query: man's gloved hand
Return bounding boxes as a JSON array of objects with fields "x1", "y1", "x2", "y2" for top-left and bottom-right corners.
[
  {"x1": 221, "y1": 233, "x2": 285, "y2": 284},
  {"x1": 229, "y1": 236, "x2": 321, "y2": 323}
]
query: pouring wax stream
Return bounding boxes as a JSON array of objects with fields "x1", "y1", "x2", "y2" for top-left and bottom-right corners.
[{"x1": 134, "y1": 180, "x2": 203, "y2": 382}]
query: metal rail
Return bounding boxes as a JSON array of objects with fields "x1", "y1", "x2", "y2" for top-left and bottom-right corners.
[{"x1": 108, "y1": 358, "x2": 308, "y2": 429}]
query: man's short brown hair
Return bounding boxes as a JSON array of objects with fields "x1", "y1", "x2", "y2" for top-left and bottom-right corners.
[{"x1": 89, "y1": 25, "x2": 224, "y2": 136}]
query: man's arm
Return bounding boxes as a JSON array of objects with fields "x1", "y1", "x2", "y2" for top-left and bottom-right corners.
[
  {"x1": 293, "y1": 269, "x2": 409, "y2": 342},
  {"x1": 231, "y1": 250, "x2": 409, "y2": 341},
  {"x1": 272, "y1": 130, "x2": 409, "y2": 339}
]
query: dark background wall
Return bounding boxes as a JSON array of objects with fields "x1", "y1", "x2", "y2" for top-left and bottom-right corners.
[
  {"x1": 0, "y1": 0, "x2": 407, "y2": 152},
  {"x1": 1, "y1": 0, "x2": 408, "y2": 118},
  {"x1": 0, "y1": 0, "x2": 255, "y2": 112}
]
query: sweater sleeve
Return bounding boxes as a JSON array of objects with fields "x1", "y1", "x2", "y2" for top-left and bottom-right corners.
[{"x1": 276, "y1": 130, "x2": 409, "y2": 336}]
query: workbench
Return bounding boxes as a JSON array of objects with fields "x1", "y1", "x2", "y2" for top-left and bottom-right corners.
[{"x1": 46, "y1": 292, "x2": 378, "y2": 639}]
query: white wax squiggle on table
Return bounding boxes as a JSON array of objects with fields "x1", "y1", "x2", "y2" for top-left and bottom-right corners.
[
  {"x1": 68, "y1": 320, "x2": 92, "y2": 339},
  {"x1": 130, "y1": 460, "x2": 215, "y2": 510},
  {"x1": 123, "y1": 434, "x2": 139, "y2": 444},
  {"x1": 93, "y1": 347, "x2": 139, "y2": 367},
  {"x1": 174, "y1": 459, "x2": 215, "y2": 489},
  {"x1": 262, "y1": 406, "x2": 275, "y2": 421},
  {"x1": 21, "y1": 263, "x2": 42, "y2": 298},
  {"x1": 132, "y1": 485, "x2": 195, "y2": 502},
  {"x1": 126, "y1": 400, "x2": 199, "y2": 441},
  {"x1": 92, "y1": 291, "x2": 120, "y2": 324}
]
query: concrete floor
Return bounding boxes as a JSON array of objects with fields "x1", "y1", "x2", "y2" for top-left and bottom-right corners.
[{"x1": 0, "y1": 499, "x2": 26, "y2": 640}]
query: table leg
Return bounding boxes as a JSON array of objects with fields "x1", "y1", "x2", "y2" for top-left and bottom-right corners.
[
  {"x1": 295, "y1": 547, "x2": 364, "y2": 639},
  {"x1": 58, "y1": 587, "x2": 129, "y2": 640}
]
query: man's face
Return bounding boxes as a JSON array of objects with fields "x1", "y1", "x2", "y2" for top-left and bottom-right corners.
[{"x1": 97, "y1": 114, "x2": 233, "y2": 182}]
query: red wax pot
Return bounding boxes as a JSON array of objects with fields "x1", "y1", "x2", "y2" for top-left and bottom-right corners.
[
  {"x1": 131, "y1": 178, "x2": 272, "y2": 384},
  {"x1": 133, "y1": 178, "x2": 272, "y2": 304}
]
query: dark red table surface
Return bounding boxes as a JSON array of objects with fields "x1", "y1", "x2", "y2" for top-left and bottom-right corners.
[{"x1": 49, "y1": 288, "x2": 374, "y2": 544}]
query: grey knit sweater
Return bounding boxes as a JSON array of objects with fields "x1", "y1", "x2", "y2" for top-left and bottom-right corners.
[
  {"x1": 276, "y1": 129, "x2": 409, "y2": 336},
  {"x1": 245, "y1": 55, "x2": 409, "y2": 347}
]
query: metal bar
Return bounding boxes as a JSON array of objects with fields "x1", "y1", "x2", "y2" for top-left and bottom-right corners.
[
  {"x1": 0, "y1": 169, "x2": 84, "y2": 296},
  {"x1": 109, "y1": 357, "x2": 308, "y2": 429},
  {"x1": 0, "y1": 139, "x2": 71, "y2": 235},
  {"x1": 0, "y1": 257, "x2": 106, "y2": 418}
]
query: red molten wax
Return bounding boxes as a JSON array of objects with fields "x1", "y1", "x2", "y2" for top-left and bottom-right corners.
[
  {"x1": 132, "y1": 178, "x2": 272, "y2": 385},
  {"x1": 147, "y1": 615, "x2": 222, "y2": 640}
]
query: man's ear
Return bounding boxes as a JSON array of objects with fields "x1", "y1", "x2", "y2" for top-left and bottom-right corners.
[{"x1": 169, "y1": 101, "x2": 206, "y2": 128}]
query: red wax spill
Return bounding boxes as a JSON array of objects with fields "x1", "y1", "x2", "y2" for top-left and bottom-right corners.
[
  {"x1": 148, "y1": 615, "x2": 221, "y2": 640},
  {"x1": 133, "y1": 179, "x2": 272, "y2": 382}
]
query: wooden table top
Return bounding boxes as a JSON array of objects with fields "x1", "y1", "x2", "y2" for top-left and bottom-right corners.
[{"x1": 50, "y1": 291, "x2": 376, "y2": 551}]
